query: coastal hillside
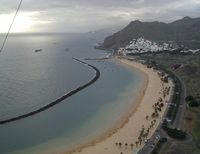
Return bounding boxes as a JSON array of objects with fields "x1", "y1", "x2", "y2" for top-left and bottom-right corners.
[{"x1": 99, "y1": 16, "x2": 200, "y2": 50}]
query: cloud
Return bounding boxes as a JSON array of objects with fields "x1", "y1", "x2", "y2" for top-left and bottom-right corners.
[{"x1": 0, "y1": 0, "x2": 200, "y2": 33}]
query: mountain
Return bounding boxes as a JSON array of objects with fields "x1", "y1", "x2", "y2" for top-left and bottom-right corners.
[{"x1": 99, "y1": 17, "x2": 200, "y2": 50}]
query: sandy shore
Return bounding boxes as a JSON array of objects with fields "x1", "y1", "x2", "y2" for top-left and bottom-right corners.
[{"x1": 60, "y1": 58, "x2": 173, "y2": 154}]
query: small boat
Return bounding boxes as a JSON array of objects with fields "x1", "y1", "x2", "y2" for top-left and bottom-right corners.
[{"x1": 34, "y1": 49, "x2": 43, "y2": 52}]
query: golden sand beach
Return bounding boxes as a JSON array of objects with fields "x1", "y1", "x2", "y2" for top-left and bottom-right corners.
[{"x1": 60, "y1": 58, "x2": 173, "y2": 154}]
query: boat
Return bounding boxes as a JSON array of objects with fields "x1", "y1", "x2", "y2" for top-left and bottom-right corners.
[{"x1": 34, "y1": 49, "x2": 43, "y2": 52}]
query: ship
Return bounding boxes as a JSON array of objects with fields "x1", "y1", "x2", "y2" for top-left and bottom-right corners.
[{"x1": 34, "y1": 49, "x2": 43, "y2": 52}]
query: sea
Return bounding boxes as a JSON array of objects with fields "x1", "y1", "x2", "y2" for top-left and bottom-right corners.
[{"x1": 0, "y1": 33, "x2": 143, "y2": 154}]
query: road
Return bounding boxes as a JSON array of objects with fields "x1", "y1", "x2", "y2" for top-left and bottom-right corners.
[
  {"x1": 138, "y1": 71, "x2": 187, "y2": 154},
  {"x1": 172, "y1": 75, "x2": 187, "y2": 129}
]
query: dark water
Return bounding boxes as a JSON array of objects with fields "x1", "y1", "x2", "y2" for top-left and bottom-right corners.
[{"x1": 0, "y1": 33, "x2": 143, "y2": 154}]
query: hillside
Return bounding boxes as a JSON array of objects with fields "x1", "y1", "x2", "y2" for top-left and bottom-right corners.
[{"x1": 99, "y1": 16, "x2": 200, "y2": 50}]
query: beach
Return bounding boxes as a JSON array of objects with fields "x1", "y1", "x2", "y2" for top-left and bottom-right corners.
[
  {"x1": 0, "y1": 34, "x2": 147, "y2": 154},
  {"x1": 59, "y1": 58, "x2": 173, "y2": 154}
]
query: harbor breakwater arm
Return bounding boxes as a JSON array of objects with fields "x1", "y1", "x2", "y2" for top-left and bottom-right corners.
[{"x1": 0, "y1": 58, "x2": 100, "y2": 125}]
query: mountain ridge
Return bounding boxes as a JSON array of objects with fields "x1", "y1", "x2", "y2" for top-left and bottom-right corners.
[{"x1": 99, "y1": 16, "x2": 200, "y2": 50}]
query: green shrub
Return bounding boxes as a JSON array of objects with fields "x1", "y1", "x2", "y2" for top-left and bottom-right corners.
[
  {"x1": 188, "y1": 100, "x2": 199, "y2": 107},
  {"x1": 185, "y1": 96, "x2": 194, "y2": 101},
  {"x1": 162, "y1": 126, "x2": 186, "y2": 140}
]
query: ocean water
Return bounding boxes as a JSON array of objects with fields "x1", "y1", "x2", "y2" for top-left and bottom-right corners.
[{"x1": 0, "y1": 33, "x2": 143, "y2": 154}]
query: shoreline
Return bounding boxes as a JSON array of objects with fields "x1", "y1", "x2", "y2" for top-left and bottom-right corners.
[
  {"x1": 57, "y1": 58, "x2": 149, "y2": 154},
  {"x1": 59, "y1": 57, "x2": 172, "y2": 154}
]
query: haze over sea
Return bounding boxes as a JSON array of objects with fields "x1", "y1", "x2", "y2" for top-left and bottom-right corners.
[{"x1": 0, "y1": 33, "x2": 143, "y2": 154}]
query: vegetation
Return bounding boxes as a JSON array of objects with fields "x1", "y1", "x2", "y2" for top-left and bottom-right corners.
[
  {"x1": 185, "y1": 96, "x2": 200, "y2": 107},
  {"x1": 161, "y1": 76, "x2": 168, "y2": 83},
  {"x1": 145, "y1": 61, "x2": 182, "y2": 123},
  {"x1": 134, "y1": 52, "x2": 200, "y2": 154},
  {"x1": 185, "y1": 95, "x2": 194, "y2": 101},
  {"x1": 162, "y1": 126, "x2": 186, "y2": 140},
  {"x1": 115, "y1": 142, "x2": 135, "y2": 150},
  {"x1": 135, "y1": 82, "x2": 167, "y2": 147},
  {"x1": 188, "y1": 100, "x2": 199, "y2": 107}
]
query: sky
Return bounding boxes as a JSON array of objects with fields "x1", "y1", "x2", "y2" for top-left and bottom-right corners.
[{"x1": 0, "y1": 0, "x2": 200, "y2": 33}]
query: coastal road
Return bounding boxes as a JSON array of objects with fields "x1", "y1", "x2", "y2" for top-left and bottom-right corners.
[
  {"x1": 172, "y1": 76, "x2": 186, "y2": 129},
  {"x1": 138, "y1": 72, "x2": 187, "y2": 154}
]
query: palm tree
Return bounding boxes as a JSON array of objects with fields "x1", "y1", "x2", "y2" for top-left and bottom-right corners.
[
  {"x1": 130, "y1": 143, "x2": 134, "y2": 149},
  {"x1": 119, "y1": 142, "x2": 122, "y2": 148},
  {"x1": 150, "y1": 121, "x2": 154, "y2": 127},
  {"x1": 160, "y1": 103, "x2": 164, "y2": 108},
  {"x1": 155, "y1": 112, "x2": 159, "y2": 117},
  {"x1": 135, "y1": 141, "x2": 138, "y2": 147},
  {"x1": 125, "y1": 143, "x2": 128, "y2": 149},
  {"x1": 144, "y1": 132, "x2": 149, "y2": 138},
  {"x1": 139, "y1": 138, "x2": 142, "y2": 145},
  {"x1": 151, "y1": 112, "x2": 156, "y2": 118}
]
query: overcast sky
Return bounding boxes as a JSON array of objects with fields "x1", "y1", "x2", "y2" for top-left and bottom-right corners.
[{"x1": 0, "y1": 0, "x2": 200, "y2": 33}]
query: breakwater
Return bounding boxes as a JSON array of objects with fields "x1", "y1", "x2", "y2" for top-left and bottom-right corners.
[{"x1": 0, "y1": 58, "x2": 100, "y2": 125}]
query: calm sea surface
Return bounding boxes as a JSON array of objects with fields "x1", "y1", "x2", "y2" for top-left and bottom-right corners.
[{"x1": 0, "y1": 33, "x2": 143, "y2": 154}]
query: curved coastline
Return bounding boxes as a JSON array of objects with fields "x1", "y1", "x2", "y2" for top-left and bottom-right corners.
[
  {"x1": 56, "y1": 58, "x2": 149, "y2": 154},
  {"x1": 58, "y1": 58, "x2": 172, "y2": 154},
  {"x1": 0, "y1": 58, "x2": 100, "y2": 125}
]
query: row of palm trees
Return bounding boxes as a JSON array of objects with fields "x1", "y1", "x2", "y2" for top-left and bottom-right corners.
[
  {"x1": 163, "y1": 86, "x2": 170, "y2": 98},
  {"x1": 135, "y1": 119, "x2": 157, "y2": 146},
  {"x1": 151, "y1": 96, "x2": 165, "y2": 118},
  {"x1": 115, "y1": 82, "x2": 170, "y2": 151},
  {"x1": 134, "y1": 83, "x2": 169, "y2": 147},
  {"x1": 115, "y1": 142, "x2": 134, "y2": 149},
  {"x1": 160, "y1": 74, "x2": 169, "y2": 96}
]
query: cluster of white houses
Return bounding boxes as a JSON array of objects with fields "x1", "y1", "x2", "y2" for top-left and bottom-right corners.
[{"x1": 117, "y1": 37, "x2": 200, "y2": 55}]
